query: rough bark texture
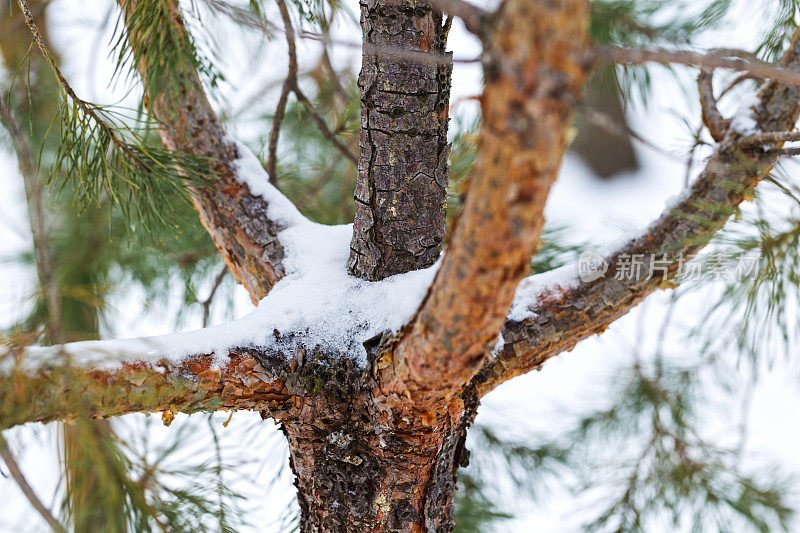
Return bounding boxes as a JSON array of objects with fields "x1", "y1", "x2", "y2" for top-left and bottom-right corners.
[
  {"x1": 257, "y1": 348, "x2": 479, "y2": 533},
  {"x1": 348, "y1": 0, "x2": 453, "y2": 281},
  {"x1": 472, "y1": 29, "x2": 800, "y2": 397},
  {"x1": 0, "y1": 350, "x2": 294, "y2": 430},
  {"x1": 119, "y1": 0, "x2": 287, "y2": 304},
  {"x1": 382, "y1": 0, "x2": 589, "y2": 406}
]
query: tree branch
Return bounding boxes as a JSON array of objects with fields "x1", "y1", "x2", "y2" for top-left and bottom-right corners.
[
  {"x1": 117, "y1": 0, "x2": 300, "y2": 303},
  {"x1": 347, "y1": 0, "x2": 453, "y2": 281},
  {"x1": 697, "y1": 68, "x2": 729, "y2": 142},
  {"x1": 267, "y1": 0, "x2": 355, "y2": 184},
  {"x1": 427, "y1": 0, "x2": 489, "y2": 37},
  {"x1": 474, "y1": 29, "x2": 800, "y2": 397},
  {"x1": 292, "y1": 84, "x2": 357, "y2": 164},
  {"x1": 378, "y1": 0, "x2": 590, "y2": 406},
  {"x1": 597, "y1": 45, "x2": 800, "y2": 87},
  {"x1": 0, "y1": 346, "x2": 294, "y2": 430},
  {"x1": 739, "y1": 130, "x2": 800, "y2": 147}
]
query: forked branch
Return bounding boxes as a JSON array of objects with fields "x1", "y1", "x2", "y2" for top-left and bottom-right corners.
[
  {"x1": 475, "y1": 29, "x2": 800, "y2": 396},
  {"x1": 379, "y1": 0, "x2": 590, "y2": 406}
]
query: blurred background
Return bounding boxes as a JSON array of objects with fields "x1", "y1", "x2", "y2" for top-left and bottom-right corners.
[{"x1": 2, "y1": 0, "x2": 800, "y2": 531}]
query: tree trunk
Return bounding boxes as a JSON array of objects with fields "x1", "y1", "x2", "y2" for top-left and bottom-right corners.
[
  {"x1": 280, "y1": 372, "x2": 479, "y2": 533},
  {"x1": 348, "y1": 0, "x2": 452, "y2": 280}
]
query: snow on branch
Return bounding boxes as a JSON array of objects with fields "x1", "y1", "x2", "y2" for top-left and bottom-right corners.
[
  {"x1": 1, "y1": 212, "x2": 440, "y2": 427},
  {"x1": 475, "y1": 30, "x2": 800, "y2": 396}
]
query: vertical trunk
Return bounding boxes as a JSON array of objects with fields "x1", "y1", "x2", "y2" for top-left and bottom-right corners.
[
  {"x1": 282, "y1": 385, "x2": 478, "y2": 532},
  {"x1": 348, "y1": 0, "x2": 452, "y2": 280}
]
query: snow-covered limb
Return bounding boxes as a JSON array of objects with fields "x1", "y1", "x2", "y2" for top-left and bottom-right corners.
[
  {"x1": 0, "y1": 221, "x2": 440, "y2": 428},
  {"x1": 474, "y1": 31, "x2": 800, "y2": 396},
  {"x1": 3, "y1": 222, "x2": 438, "y2": 376},
  {"x1": 115, "y1": 0, "x2": 317, "y2": 303}
]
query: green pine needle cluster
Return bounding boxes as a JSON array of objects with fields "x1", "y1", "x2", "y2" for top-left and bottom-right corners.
[{"x1": 52, "y1": 98, "x2": 211, "y2": 231}]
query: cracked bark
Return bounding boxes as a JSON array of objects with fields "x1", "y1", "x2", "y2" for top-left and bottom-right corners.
[
  {"x1": 348, "y1": 0, "x2": 452, "y2": 281},
  {"x1": 119, "y1": 0, "x2": 287, "y2": 304}
]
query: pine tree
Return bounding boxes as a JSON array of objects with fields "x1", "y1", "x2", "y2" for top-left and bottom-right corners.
[{"x1": 2, "y1": 0, "x2": 800, "y2": 531}]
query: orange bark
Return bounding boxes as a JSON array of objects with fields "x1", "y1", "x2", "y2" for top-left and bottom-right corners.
[{"x1": 381, "y1": 0, "x2": 590, "y2": 406}]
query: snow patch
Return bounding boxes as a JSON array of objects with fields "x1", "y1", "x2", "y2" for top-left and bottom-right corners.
[
  {"x1": 230, "y1": 140, "x2": 307, "y2": 228},
  {"x1": 507, "y1": 263, "x2": 578, "y2": 322},
  {"x1": 729, "y1": 92, "x2": 761, "y2": 134},
  {"x1": 2, "y1": 144, "x2": 440, "y2": 375},
  {"x1": 490, "y1": 332, "x2": 505, "y2": 357}
]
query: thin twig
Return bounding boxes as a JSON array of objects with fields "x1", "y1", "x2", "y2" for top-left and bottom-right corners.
[
  {"x1": 267, "y1": 0, "x2": 299, "y2": 186},
  {"x1": 16, "y1": 0, "x2": 134, "y2": 158},
  {"x1": 739, "y1": 130, "x2": 800, "y2": 147},
  {"x1": 200, "y1": 265, "x2": 228, "y2": 327},
  {"x1": 597, "y1": 45, "x2": 800, "y2": 87},
  {"x1": 321, "y1": 38, "x2": 349, "y2": 103},
  {"x1": 426, "y1": 0, "x2": 489, "y2": 37},
  {"x1": 770, "y1": 147, "x2": 800, "y2": 156},
  {"x1": 268, "y1": 1, "x2": 357, "y2": 174},
  {"x1": 0, "y1": 434, "x2": 67, "y2": 533},
  {"x1": 697, "y1": 69, "x2": 729, "y2": 142},
  {"x1": 292, "y1": 84, "x2": 357, "y2": 163},
  {"x1": 765, "y1": 176, "x2": 800, "y2": 208},
  {"x1": 576, "y1": 100, "x2": 683, "y2": 161},
  {"x1": 301, "y1": 32, "x2": 477, "y2": 65}
]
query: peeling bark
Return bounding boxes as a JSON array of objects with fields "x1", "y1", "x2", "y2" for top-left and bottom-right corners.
[
  {"x1": 348, "y1": 0, "x2": 453, "y2": 281},
  {"x1": 0, "y1": 351, "x2": 294, "y2": 430},
  {"x1": 118, "y1": 0, "x2": 287, "y2": 303}
]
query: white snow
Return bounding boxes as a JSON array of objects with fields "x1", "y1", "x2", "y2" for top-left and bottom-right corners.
[
  {"x1": 490, "y1": 332, "x2": 505, "y2": 357},
  {"x1": 1, "y1": 144, "x2": 440, "y2": 375},
  {"x1": 230, "y1": 139, "x2": 307, "y2": 228},
  {"x1": 507, "y1": 263, "x2": 578, "y2": 322},
  {"x1": 729, "y1": 91, "x2": 761, "y2": 134}
]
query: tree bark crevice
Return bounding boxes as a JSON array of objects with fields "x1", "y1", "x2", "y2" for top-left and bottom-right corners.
[{"x1": 349, "y1": 0, "x2": 452, "y2": 281}]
